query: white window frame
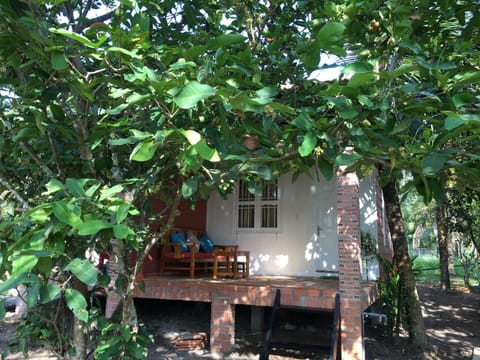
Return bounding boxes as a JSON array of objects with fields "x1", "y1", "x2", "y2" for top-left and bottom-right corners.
[{"x1": 234, "y1": 178, "x2": 282, "y2": 233}]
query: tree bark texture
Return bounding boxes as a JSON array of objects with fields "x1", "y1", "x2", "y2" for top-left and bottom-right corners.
[
  {"x1": 435, "y1": 205, "x2": 451, "y2": 291},
  {"x1": 71, "y1": 278, "x2": 88, "y2": 359},
  {"x1": 382, "y1": 180, "x2": 426, "y2": 346}
]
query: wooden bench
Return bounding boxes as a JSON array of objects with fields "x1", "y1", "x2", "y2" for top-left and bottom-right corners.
[{"x1": 159, "y1": 228, "x2": 248, "y2": 279}]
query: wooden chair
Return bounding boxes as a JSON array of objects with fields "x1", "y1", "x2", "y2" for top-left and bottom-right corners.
[
  {"x1": 212, "y1": 246, "x2": 238, "y2": 279},
  {"x1": 212, "y1": 248, "x2": 249, "y2": 279},
  {"x1": 236, "y1": 250, "x2": 250, "y2": 278}
]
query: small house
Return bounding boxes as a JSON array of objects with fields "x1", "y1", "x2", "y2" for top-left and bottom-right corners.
[{"x1": 107, "y1": 168, "x2": 392, "y2": 359}]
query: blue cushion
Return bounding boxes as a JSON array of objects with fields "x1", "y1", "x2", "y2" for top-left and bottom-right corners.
[
  {"x1": 199, "y1": 233, "x2": 214, "y2": 253},
  {"x1": 170, "y1": 231, "x2": 188, "y2": 252}
]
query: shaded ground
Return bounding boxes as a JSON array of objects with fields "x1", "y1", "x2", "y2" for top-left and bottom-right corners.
[
  {"x1": 1, "y1": 285, "x2": 479, "y2": 359},
  {"x1": 365, "y1": 285, "x2": 480, "y2": 360}
]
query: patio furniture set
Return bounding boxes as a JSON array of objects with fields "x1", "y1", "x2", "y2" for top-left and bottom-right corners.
[{"x1": 158, "y1": 227, "x2": 249, "y2": 279}]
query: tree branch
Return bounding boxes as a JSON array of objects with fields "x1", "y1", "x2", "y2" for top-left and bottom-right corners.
[
  {"x1": 20, "y1": 140, "x2": 54, "y2": 178},
  {"x1": 74, "y1": 9, "x2": 117, "y2": 33},
  {"x1": 47, "y1": 131, "x2": 64, "y2": 180},
  {"x1": 0, "y1": 175, "x2": 30, "y2": 209}
]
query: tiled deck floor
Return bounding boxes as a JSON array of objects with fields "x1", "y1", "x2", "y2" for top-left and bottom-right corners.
[{"x1": 135, "y1": 274, "x2": 378, "y2": 311}]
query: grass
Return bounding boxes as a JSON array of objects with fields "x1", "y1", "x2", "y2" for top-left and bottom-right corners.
[{"x1": 412, "y1": 256, "x2": 480, "y2": 291}]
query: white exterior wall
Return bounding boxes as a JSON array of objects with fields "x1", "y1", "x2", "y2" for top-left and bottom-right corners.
[
  {"x1": 206, "y1": 173, "x2": 338, "y2": 276},
  {"x1": 359, "y1": 173, "x2": 380, "y2": 280}
]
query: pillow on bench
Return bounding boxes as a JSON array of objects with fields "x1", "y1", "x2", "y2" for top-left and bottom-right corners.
[
  {"x1": 186, "y1": 230, "x2": 200, "y2": 253},
  {"x1": 199, "y1": 233, "x2": 214, "y2": 253},
  {"x1": 170, "y1": 231, "x2": 189, "y2": 252}
]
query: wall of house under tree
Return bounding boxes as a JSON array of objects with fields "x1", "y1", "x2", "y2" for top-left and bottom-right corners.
[
  {"x1": 359, "y1": 174, "x2": 382, "y2": 280},
  {"x1": 206, "y1": 173, "x2": 342, "y2": 276}
]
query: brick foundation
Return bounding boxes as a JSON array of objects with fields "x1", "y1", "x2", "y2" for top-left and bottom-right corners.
[{"x1": 337, "y1": 170, "x2": 364, "y2": 360}]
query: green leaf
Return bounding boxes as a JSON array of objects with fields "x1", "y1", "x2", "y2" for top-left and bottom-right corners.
[
  {"x1": 51, "y1": 51, "x2": 69, "y2": 70},
  {"x1": 451, "y1": 71, "x2": 480, "y2": 90},
  {"x1": 248, "y1": 164, "x2": 272, "y2": 180},
  {"x1": 317, "y1": 157, "x2": 334, "y2": 180},
  {"x1": 45, "y1": 179, "x2": 64, "y2": 194},
  {"x1": 0, "y1": 273, "x2": 29, "y2": 294},
  {"x1": 229, "y1": 92, "x2": 263, "y2": 113},
  {"x1": 110, "y1": 88, "x2": 132, "y2": 99},
  {"x1": 26, "y1": 281, "x2": 40, "y2": 308},
  {"x1": 13, "y1": 127, "x2": 37, "y2": 142},
  {"x1": 316, "y1": 22, "x2": 346, "y2": 55},
  {"x1": 115, "y1": 203, "x2": 131, "y2": 223},
  {"x1": 444, "y1": 116, "x2": 465, "y2": 131},
  {"x1": 53, "y1": 202, "x2": 82, "y2": 227},
  {"x1": 391, "y1": 118, "x2": 412, "y2": 135},
  {"x1": 107, "y1": 46, "x2": 141, "y2": 59},
  {"x1": 181, "y1": 129, "x2": 201, "y2": 144},
  {"x1": 388, "y1": 64, "x2": 416, "y2": 80},
  {"x1": 194, "y1": 140, "x2": 221, "y2": 162},
  {"x1": 113, "y1": 224, "x2": 134, "y2": 239},
  {"x1": 334, "y1": 153, "x2": 361, "y2": 166},
  {"x1": 108, "y1": 102, "x2": 129, "y2": 115},
  {"x1": 85, "y1": 183, "x2": 101, "y2": 198},
  {"x1": 338, "y1": 108, "x2": 358, "y2": 119},
  {"x1": 207, "y1": 33, "x2": 245, "y2": 50},
  {"x1": 182, "y1": 177, "x2": 198, "y2": 199},
  {"x1": 66, "y1": 178, "x2": 87, "y2": 198},
  {"x1": 398, "y1": 40, "x2": 422, "y2": 54},
  {"x1": 173, "y1": 81, "x2": 216, "y2": 109},
  {"x1": 126, "y1": 92, "x2": 150, "y2": 105},
  {"x1": 183, "y1": 146, "x2": 201, "y2": 172},
  {"x1": 342, "y1": 62, "x2": 373, "y2": 75},
  {"x1": 299, "y1": 132, "x2": 317, "y2": 157},
  {"x1": 65, "y1": 288, "x2": 88, "y2": 323},
  {"x1": 452, "y1": 93, "x2": 475, "y2": 109},
  {"x1": 12, "y1": 254, "x2": 38, "y2": 276},
  {"x1": 77, "y1": 219, "x2": 112, "y2": 236},
  {"x1": 357, "y1": 95, "x2": 374, "y2": 109},
  {"x1": 100, "y1": 184, "x2": 124, "y2": 201},
  {"x1": 22, "y1": 249, "x2": 55, "y2": 257},
  {"x1": 422, "y1": 152, "x2": 448, "y2": 176},
  {"x1": 268, "y1": 102, "x2": 295, "y2": 115},
  {"x1": 347, "y1": 73, "x2": 376, "y2": 88},
  {"x1": 130, "y1": 140, "x2": 157, "y2": 162},
  {"x1": 65, "y1": 258, "x2": 99, "y2": 287},
  {"x1": 120, "y1": 325, "x2": 132, "y2": 341},
  {"x1": 184, "y1": 45, "x2": 208, "y2": 60},
  {"x1": 50, "y1": 28, "x2": 106, "y2": 48},
  {"x1": 256, "y1": 87, "x2": 278, "y2": 99},
  {"x1": 36, "y1": 256, "x2": 53, "y2": 276},
  {"x1": 415, "y1": 56, "x2": 457, "y2": 70},
  {"x1": 39, "y1": 283, "x2": 61, "y2": 304},
  {"x1": 292, "y1": 111, "x2": 313, "y2": 131},
  {"x1": 50, "y1": 103, "x2": 65, "y2": 121}
]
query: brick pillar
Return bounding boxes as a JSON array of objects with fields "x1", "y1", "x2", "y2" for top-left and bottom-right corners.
[
  {"x1": 337, "y1": 170, "x2": 363, "y2": 360},
  {"x1": 210, "y1": 294, "x2": 235, "y2": 353}
]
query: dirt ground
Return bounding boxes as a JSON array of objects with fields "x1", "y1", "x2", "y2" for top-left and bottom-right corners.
[{"x1": 1, "y1": 285, "x2": 479, "y2": 359}]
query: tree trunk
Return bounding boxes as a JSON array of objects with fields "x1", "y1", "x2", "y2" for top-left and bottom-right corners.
[
  {"x1": 435, "y1": 205, "x2": 451, "y2": 291},
  {"x1": 382, "y1": 180, "x2": 426, "y2": 346},
  {"x1": 71, "y1": 278, "x2": 88, "y2": 359}
]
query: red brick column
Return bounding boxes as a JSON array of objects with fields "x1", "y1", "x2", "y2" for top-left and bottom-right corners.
[
  {"x1": 337, "y1": 170, "x2": 363, "y2": 360},
  {"x1": 210, "y1": 293, "x2": 235, "y2": 353}
]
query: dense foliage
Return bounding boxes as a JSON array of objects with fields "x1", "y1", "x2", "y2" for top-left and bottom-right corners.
[{"x1": 0, "y1": 0, "x2": 478, "y2": 357}]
